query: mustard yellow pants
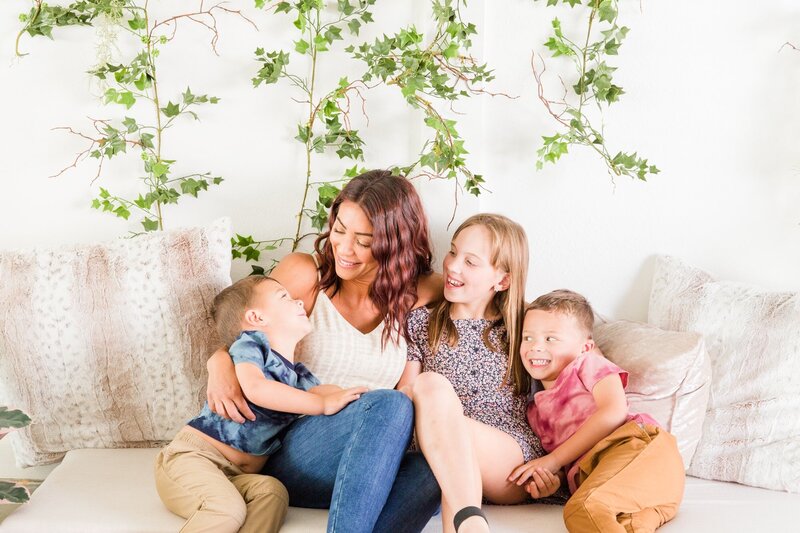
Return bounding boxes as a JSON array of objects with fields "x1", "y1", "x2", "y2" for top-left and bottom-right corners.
[
  {"x1": 564, "y1": 421, "x2": 685, "y2": 533},
  {"x1": 154, "y1": 428, "x2": 288, "y2": 533}
]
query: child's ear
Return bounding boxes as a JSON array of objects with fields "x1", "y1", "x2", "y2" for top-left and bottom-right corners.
[
  {"x1": 494, "y1": 273, "x2": 511, "y2": 292},
  {"x1": 582, "y1": 339, "x2": 595, "y2": 354},
  {"x1": 243, "y1": 309, "x2": 267, "y2": 327}
]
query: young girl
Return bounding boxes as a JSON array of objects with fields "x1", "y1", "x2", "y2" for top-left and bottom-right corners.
[
  {"x1": 398, "y1": 214, "x2": 561, "y2": 533},
  {"x1": 508, "y1": 290, "x2": 685, "y2": 532}
]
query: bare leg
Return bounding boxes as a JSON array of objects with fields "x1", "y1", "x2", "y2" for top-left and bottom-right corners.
[{"x1": 412, "y1": 372, "x2": 486, "y2": 533}]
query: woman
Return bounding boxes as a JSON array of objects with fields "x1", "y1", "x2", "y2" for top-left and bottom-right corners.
[{"x1": 207, "y1": 170, "x2": 443, "y2": 533}]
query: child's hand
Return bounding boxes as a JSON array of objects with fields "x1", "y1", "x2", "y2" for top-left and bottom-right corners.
[
  {"x1": 524, "y1": 468, "x2": 561, "y2": 499},
  {"x1": 507, "y1": 454, "x2": 561, "y2": 486},
  {"x1": 322, "y1": 386, "x2": 369, "y2": 415}
]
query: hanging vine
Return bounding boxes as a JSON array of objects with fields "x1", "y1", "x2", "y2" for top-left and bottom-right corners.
[
  {"x1": 532, "y1": 0, "x2": 659, "y2": 181},
  {"x1": 231, "y1": 0, "x2": 376, "y2": 273},
  {"x1": 16, "y1": 0, "x2": 253, "y2": 233},
  {"x1": 234, "y1": 0, "x2": 495, "y2": 273}
]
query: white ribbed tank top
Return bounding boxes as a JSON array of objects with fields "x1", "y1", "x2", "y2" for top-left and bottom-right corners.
[{"x1": 295, "y1": 258, "x2": 407, "y2": 390}]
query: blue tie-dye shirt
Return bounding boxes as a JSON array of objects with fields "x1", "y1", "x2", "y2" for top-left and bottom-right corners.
[{"x1": 187, "y1": 330, "x2": 320, "y2": 455}]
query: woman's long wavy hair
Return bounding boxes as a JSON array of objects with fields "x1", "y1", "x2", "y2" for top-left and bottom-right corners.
[
  {"x1": 427, "y1": 214, "x2": 529, "y2": 393},
  {"x1": 314, "y1": 170, "x2": 433, "y2": 347}
]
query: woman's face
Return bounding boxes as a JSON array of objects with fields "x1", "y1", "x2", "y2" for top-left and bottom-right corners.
[{"x1": 329, "y1": 200, "x2": 378, "y2": 283}]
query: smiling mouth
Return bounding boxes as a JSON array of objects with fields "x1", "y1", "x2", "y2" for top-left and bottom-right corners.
[
  {"x1": 338, "y1": 258, "x2": 359, "y2": 268},
  {"x1": 446, "y1": 276, "x2": 464, "y2": 288},
  {"x1": 527, "y1": 358, "x2": 550, "y2": 366}
]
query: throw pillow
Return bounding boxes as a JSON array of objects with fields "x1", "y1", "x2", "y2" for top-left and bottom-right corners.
[
  {"x1": 0, "y1": 218, "x2": 232, "y2": 466},
  {"x1": 594, "y1": 320, "x2": 711, "y2": 468},
  {"x1": 648, "y1": 255, "x2": 799, "y2": 492}
]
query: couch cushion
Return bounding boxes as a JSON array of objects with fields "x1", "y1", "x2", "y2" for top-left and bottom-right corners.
[
  {"x1": 3, "y1": 448, "x2": 799, "y2": 532},
  {"x1": 648, "y1": 255, "x2": 800, "y2": 492},
  {"x1": 0, "y1": 219, "x2": 231, "y2": 467},
  {"x1": 594, "y1": 320, "x2": 711, "y2": 467}
]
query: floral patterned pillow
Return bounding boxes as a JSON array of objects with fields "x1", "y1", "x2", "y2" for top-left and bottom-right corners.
[{"x1": 0, "y1": 218, "x2": 231, "y2": 466}]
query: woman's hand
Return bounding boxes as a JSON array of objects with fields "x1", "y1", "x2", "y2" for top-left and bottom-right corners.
[
  {"x1": 321, "y1": 386, "x2": 369, "y2": 415},
  {"x1": 507, "y1": 454, "x2": 562, "y2": 487},
  {"x1": 207, "y1": 348, "x2": 256, "y2": 423},
  {"x1": 524, "y1": 468, "x2": 562, "y2": 499}
]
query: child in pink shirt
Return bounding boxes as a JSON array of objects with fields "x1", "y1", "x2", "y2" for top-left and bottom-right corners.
[{"x1": 508, "y1": 290, "x2": 685, "y2": 533}]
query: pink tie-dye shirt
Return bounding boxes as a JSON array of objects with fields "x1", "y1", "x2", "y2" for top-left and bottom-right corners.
[{"x1": 526, "y1": 352, "x2": 660, "y2": 493}]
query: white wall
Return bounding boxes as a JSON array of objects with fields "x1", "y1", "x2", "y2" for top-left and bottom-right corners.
[{"x1": 1, "y1": 1, "x2": 798, "y2": 321}]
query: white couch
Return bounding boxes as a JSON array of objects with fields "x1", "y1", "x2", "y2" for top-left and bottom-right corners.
[{"x1": 2, "y1": 439, "x2": 799, "y2": 532}]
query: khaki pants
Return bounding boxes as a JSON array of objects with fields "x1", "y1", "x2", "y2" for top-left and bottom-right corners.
[
  {"x1": 564, "y1": 421, "x2": 685, "y2": 533},
  {"x1": 154, "y1": 428, "x2": 288, "y2": 533}
]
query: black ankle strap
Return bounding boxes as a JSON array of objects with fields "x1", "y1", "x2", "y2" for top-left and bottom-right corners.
[{"x1": 454, "y1": 506, "x2": 487, "y2": 532}]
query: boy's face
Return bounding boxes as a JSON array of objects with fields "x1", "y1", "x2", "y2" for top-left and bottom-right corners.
[
  {"x1": 520, "y1": 309, "x2": 594, "y2": 388},
  {"x1": 246, "y1": 279, "x2": 312, "y2": 339}
]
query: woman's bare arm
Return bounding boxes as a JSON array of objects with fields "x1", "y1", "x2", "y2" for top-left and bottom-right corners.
[{"x1": 206, "y1": 347, "x2": 255, "y2": 423}]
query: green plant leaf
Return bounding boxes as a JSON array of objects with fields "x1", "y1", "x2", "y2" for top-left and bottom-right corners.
[
  {"x1": 598, "y1": 0, "x2": 617, "y2": 24},
  {"x1": 0, "y1": 481, "x2": 30, "y2": 504},
  {"x1": 294, "y1": 39, "x2": 310, "y2": 54},
  {"x1": 161, "y1": 102, "x2": 180, "y2": 118},
  {"x1": 0, "y1": 407, "x2": 31, "y2": 429},
  {"x1": 142, "y1": 218, "x2": 160, "y2": 232}
]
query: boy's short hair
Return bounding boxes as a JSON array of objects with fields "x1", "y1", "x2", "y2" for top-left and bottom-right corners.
[
  {"x1": 211, "y1": 275, "x2": 271, "y2": 347},
  {"x1": 526, "y1": 289, "x2": 595, "y2": 336}
]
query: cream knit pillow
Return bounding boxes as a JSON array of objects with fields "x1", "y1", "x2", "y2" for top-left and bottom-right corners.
[
  {"x1": 594, "y1": 320, "x2": 711, "y2": 468},
  {"x1": 648, "y1": 255, "x2": 800, "y2": 492},
  {"x1": 0, "y1": 218, "x2": 231, "y2": 466}
]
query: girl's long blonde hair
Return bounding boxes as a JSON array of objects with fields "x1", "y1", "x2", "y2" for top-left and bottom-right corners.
[{"x1": 427, "y1": 214, "x2": 529, "y2": 392}]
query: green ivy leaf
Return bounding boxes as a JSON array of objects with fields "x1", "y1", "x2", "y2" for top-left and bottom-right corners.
[
  {"x1": 140, "y1": 133, "x2": 155, "y2": 149},
  {"x1": 142, "y1": 218, "x2": 160, "y2": 232},
  {"x1": 128, "y1": 14, "x2": 146, "y2": 31},
  {"x1": 0, "y1": 407, "x2": 31, "y2": 429},
  {"x1": 0, "y1": 482, "x2": 30, "y2": 504},
  {"x1": 294, "y1": 39, "x2": 310, "y2": 54},
  {"x1": 122, "y1": 117, "x2": 138, "y2": 133},
  {"x1": 118, "y1": 91, "x2": 136, "y2": 109},
  {"x1": 161, "y1": 102, "x2": 180, "y2": 118},
  {"x1": 598, "y1": 0, "x2": 617, "y2": 24}
]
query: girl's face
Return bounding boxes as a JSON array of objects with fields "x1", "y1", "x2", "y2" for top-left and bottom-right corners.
[
  {"x1": 520, "y1": 309, "x2": 593, "y2": 388},
  {"x1": 442, "y1": 224, "x2": 508, "y2": 311},
  {"x1": 329, "y1": 200, "x2": 378, "y2": 283}
]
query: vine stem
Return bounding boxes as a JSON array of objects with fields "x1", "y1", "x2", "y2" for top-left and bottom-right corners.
[
  {"x1": 292, "y1": 10, "x2": 319, "y2": 252},
  {"x1": 143, "y1": 0, "x2": 164, "y2": 231},
  {"x1": 578, "y1": 0, "x2": 600, "y2": 119}
]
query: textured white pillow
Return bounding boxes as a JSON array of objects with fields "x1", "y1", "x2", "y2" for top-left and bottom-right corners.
[
  {"x1": 0, "y1": 218, "x2": 232, "y2": 466},
  {"x1": 594, "y1": 320, "x2": 711, "y2": 468},
  {"x1": 648, "y1": 255, "x2": 800, "y2": 492}
]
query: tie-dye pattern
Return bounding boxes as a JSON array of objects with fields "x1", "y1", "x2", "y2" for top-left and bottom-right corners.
[
  {"x1": 188, "y1": 331, "x2": 320, "y2": 455},
  {"x1": 527, "y1": 353, "x2": 660, "y2": 492}
]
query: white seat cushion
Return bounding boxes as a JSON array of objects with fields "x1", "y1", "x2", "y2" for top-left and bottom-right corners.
[{"x1": 3, "y1": 448, "x2": 800, "y2": 532}]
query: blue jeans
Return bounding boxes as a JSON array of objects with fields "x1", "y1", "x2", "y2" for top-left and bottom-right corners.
[{"x1": 262, "y1": 389, "x2": 441, "y2": 533}]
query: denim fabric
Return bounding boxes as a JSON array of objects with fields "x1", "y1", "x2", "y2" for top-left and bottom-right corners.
[
  {"x1": 262, "y1": 389, "x2": 441, "y2": 533},
  {"x1": 188, "y1": 331, "x2": 320, "y2": 455}
]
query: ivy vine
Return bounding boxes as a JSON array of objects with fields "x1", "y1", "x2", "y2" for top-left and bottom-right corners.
[
  {"x1": 234, "y1": 0, "x2": 494, "y2": 273},
  {"x1": 16, "y1": 0, "x2": 252, "y2": 233},
  {"x1": 533, "y1": 0, "x2": 659, "y2": 181}
]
